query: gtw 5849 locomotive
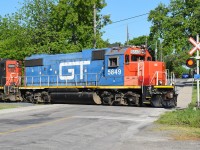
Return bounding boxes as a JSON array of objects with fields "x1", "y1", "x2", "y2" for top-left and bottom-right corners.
[{"x1": 0, "y1": 46, "x2": 177, "y2": 108}]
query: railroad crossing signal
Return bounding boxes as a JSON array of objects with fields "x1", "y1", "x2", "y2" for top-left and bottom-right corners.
[
  {"x1": 188, "y1": 37, "x2": 200, "y2": 56},
  {"x1": 186, "y1": 58, "x2": 196, "y2": 68},
  {"x1": 188, "y1": 35, "x2": 200, "y2": 107}
]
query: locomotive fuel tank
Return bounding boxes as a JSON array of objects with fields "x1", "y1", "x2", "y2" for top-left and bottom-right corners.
[{"x1": 48, "y1": 88, "x2": 101, "y2": 104}]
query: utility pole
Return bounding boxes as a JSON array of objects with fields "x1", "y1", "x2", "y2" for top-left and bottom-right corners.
[
  {"x1": 93, "y1": 4, "x2": 97, "y2": 49},
  {"x1": 159, "y1": 38, "x2": 163, "y2": 61},
  {"x1": 145, "y1": 36, "x2": 148, "y2": 48},
  {"x1": 126, "y1": 25, "x2": 129, "y2": 45},
  {"x1": 155, "y1": 40, "x2": 157, "y2": 61}
]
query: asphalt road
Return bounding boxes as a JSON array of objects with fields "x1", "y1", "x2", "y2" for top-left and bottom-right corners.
[
  {"x1": 0, "y1": 105, "x2": 199, "y2": 150},
  {"x1": 0, "y1": 78, "x2": 199, "y2": 150},
  {"x1": 0, "y1": 105, "x2": 170, "y2": 150}
]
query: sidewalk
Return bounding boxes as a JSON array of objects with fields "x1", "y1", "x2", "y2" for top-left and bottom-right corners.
[{"x1": 176, "y1": 78, "x2": 193, "y2": 109}]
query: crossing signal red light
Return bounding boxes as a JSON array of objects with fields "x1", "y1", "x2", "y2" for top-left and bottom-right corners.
[{"x1": 186, "y1": 58, "x2": 196, "y2": 68}]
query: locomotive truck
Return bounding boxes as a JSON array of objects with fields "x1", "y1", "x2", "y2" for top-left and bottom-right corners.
[{"x1": 0, "y1": 46, "x2": 177, "y2": 108}]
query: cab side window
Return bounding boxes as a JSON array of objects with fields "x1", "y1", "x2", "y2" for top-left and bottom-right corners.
[
  {"x1": 8, "y1": 64, "x2": 16, "y2": 72},
  {"x1": 131, "y1": 55, "x2": 144, "y2": 61},
  {"x1": 108, "y1": 57, "x2": 119, "y2": 67},
  {"x1": 131, "y1": 55, "x2": 137, "y2": 61},
  {"x1": 125, "y1": 55, "x2": 129, "y2": 64}
]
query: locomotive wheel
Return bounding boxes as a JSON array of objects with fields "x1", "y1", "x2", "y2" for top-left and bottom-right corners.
[
  {"x1": 162, "y1": 96, "x2": 177, "y2": 108},
  {"x1": 24, "y1": 91, "x2": 34, "y2": 103},
  {"x1": 101, "y1": 91, "x2": 114, "y2": 106},
  {"x1": 102, "y1": 97, "x2": 114, "y2": 105},
  {"x1": 151, "y1": 94, "x2": 162, "y2": 108}
]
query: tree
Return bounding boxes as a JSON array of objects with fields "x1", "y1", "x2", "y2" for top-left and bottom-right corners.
[
  {"x1": 0, "y1": 0, "x2": 110, "y2": 60},
  {"x1": 148, "y1": 0, "x2": 200, "y2": 75},
  {"x1": 50, "y1": 0, "x2": 110, "y2": 51},
  {"x1": 127, "y1": 35, "x2": 148, "y2": 46},
  {"x1": 0, "y1": 13, "x2": 33, "y2": 60},
  {"x1": 19, "y1": 0, "x2": 60, "y2": 54}
]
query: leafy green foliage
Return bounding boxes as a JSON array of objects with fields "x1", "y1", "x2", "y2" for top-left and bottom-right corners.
[
  {"x1": 0, "y1": 0, "x2": 110, "y2": 60},
  {"x1": 148, "y1": 0, "x2": 200, "y2": 76},
  {"x1": 127, "y1": 35, "x2": 147, "y2": 46}
]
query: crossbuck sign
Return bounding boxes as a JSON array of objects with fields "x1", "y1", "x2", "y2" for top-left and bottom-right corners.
[{"x1": 189, "y1": 37, "x2": 200, "y2": 56}]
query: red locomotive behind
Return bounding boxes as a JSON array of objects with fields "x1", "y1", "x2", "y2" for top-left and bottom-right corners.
[{"x1": 0, "y1": 59, "x2": 22, "y2": 101}]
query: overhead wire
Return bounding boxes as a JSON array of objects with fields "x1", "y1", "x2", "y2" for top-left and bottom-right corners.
[
  {"x1": 109, "y1": 13, "x2": 149, "y2": 25},
  {"x1": 102, "y1": 12, "x2": 150, "y2": 42}
]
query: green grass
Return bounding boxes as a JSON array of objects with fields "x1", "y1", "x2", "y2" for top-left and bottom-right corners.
[
  {"x1": 0, "y1": 103, "x2": 20, "y2": 110},
  {"x1": 157, "y1": 108, "x2": 200, "y2": 128},
  {"x1": 156, "y1": 82, "x2": 200, "y2": 139},
  {"x1": 157, "y1": 81, "x2": 200, "y2": 127}
]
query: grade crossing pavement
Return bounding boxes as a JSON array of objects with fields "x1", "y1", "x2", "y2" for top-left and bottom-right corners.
[{"x1": 176, "y1": 78, "x2": 193, "y2": 109}]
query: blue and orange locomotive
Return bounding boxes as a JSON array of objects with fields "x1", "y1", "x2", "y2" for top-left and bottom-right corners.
[{"x1": 0, "y1": 46, "x2": 177, "y2": 108}]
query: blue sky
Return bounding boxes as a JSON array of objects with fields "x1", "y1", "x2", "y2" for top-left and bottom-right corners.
[
  {"x1": 102, "y1": 0, "x2": 170, "y2": 43},
  {"x1": 0, "y1": 0, "x2": 170, "y2": 44}
]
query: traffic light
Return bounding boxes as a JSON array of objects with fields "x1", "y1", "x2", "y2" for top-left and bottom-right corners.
[{"x1": 186, "y1": 58, "x2": 196, "y2": 68}]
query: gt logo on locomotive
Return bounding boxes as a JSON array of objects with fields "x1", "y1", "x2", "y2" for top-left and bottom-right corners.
[{"x1": 59, "y1": 61, "x2": 90, "y2": 80}]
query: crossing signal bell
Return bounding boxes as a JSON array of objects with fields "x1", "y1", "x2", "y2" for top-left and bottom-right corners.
[{"x1": 186, "y1": 58, "x2": 196, "y2": 68}]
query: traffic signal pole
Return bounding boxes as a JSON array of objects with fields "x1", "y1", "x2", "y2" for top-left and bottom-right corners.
[{"x1": 197, "y1": 35, "x2": 200, "y2": 107}]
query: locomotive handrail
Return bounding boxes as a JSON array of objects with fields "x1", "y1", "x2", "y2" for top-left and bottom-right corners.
[
  {"x1": 138, "y1": 61, "x2": 144, "y2": 93},
  {"x1": 22, "y1": 72, "x2": 102, "y2": 87},
  {"x1": 149, "y1": 71, "x2": 167, "y2": 86},
  {"x1": 2, "y1": 74, "x2": 21, "y2": 86},
  {"x1": 169, "y1": 72, "x2": 176, "y2": 85}
]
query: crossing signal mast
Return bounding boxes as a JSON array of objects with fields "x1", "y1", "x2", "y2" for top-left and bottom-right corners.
[{"x1": 188, "y1": 35, "x2": 200, "y2": 107}]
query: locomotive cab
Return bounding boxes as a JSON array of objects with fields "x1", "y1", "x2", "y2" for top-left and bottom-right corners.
[{"x1": 124, "y1": 46, "x2": 166, "y2": 86}]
